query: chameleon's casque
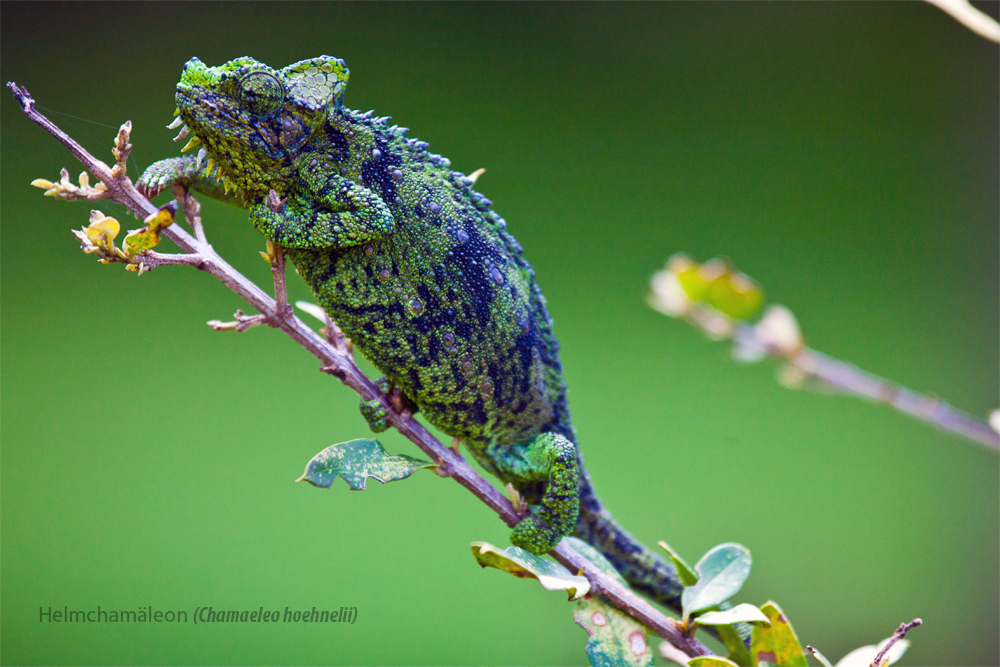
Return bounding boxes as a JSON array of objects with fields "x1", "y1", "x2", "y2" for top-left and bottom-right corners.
[{"x1": 140, "y1": 55, "x2": 683, "y2": 609}]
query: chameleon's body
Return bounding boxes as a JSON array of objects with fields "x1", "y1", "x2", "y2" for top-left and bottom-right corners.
[{"x1": 140, "y1": 56, "x2": 682, "y2": 608}]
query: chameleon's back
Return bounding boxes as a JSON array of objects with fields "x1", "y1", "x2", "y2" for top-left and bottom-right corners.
[{"x1": 290, "y1": 108, "x2": 575, "y2": 453}]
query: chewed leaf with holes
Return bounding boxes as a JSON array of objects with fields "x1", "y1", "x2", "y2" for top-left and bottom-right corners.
[
  {"x1": 298, "y1": 439, "x2": 435, "y2": 490},
  {"x1": 562, "y1": 537, "x2": 652, "y2": 667},
  {"x1": 682, "y1": 542, "x2": 752, "y2": 617},
  {"x1": 470, "y1": 542, "x2": 590, "y2": 600},
  {"x1": 750, "y1": 601, "x2": 807, "y2": 666}
]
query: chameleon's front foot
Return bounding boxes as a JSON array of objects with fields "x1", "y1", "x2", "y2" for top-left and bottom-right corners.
[
  {"x1": 137, "y1": 156, "x2": 241, "y2": 205},
  {"x1": 360, "y1": 378, "x2": 392, "y2": 433},
  {"x1": 359, "y1": 377, "x2": 417, "y2": 433},
  {"x1": 360, "y1": 399, "x2": 390, "y2": 433}
]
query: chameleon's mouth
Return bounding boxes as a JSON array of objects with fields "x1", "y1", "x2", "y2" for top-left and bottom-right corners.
[{"x1": 163, "y1": 85, "x2": 241, "y2": 195}]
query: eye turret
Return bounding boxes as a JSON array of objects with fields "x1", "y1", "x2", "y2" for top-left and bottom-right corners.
[{"x1": 236, "y1": 71, "x2": 284, "y2": 116}]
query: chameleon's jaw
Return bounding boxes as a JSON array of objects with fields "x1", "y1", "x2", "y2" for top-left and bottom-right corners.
[{"x1": 166, "y1": 87, "x2": 241, "y2": 195}]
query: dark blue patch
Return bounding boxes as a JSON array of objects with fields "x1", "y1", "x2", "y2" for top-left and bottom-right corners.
[
  {"x1": 407, "y1": 367, "x2": 423, "y2": 392},
  {"x1": 324, "y1": 126, "x2": 350, "y2": 162},
  {"x1": 471, "y1": 397, "x2": 488, "y2": 426},
  {"x1": 359, "y1": 130, "x2": 402, "y2": 202}
]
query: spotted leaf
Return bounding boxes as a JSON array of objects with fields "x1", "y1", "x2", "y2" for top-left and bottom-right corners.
[
  {"x1": 470, "y1": 542, "x2": 590, "y2": 600},
  {"x1": 574, "y1": 593, "x2": 653, "y2": 667},
  {"x1": 565, "y1": 537, "x2": 653, "y2": 667},
  {"x1": 298, "y1": 438, "x2": 434, "y2": 490},
  {"x1": 749, "y1": 601, "x2": 807, "y2": 666}
]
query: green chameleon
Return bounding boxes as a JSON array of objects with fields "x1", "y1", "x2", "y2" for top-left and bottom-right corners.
[{"x1": 139, "y1": 56, "x2": 683, "y2": 609}]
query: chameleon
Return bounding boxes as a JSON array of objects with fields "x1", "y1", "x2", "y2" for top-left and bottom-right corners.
[{"x1": 138, "y1": 56, "x2": 684, "y2": 609}]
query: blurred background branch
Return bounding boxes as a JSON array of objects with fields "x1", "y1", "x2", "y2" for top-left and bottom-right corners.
[
  {"x1": 648, "y1": 255, "x2": 1000, "y2": 451},
  {"x1": 925, "y1": 0, "x2": 1000, "y2": 42}
]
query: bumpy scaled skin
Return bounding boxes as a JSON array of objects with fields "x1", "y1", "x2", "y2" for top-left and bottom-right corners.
[{"x1": 140, "y1": 56, "x2": 685, "y2": 608}]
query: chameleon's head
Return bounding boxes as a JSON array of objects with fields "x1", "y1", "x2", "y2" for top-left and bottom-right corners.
[{"x1": 173, "y1": 55, "x2": 349, "y2": 201}]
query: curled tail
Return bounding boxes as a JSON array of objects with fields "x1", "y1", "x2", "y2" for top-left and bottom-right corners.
[{"x1": 572, "y1": 470, "x2": 683, "y2": 610}]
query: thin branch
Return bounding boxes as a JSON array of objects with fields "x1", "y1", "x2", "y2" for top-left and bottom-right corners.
[
  {"x1": 173, "y1": 183, "x2": 207, "y2": 245},
  {"x1": 269, "y1": 242, "x2": 292, "y2": 323},
  {"x1": 789, "y1": 347, "x2": 998, "y2": 449},
  {"x1": 9, "y1": 82, "x2": 711, "y2": 659},
  {"x1": 870, "y1": 618, "x2": 922, "y2": 667},
  {"x1": 649, "y1": 261, "x2": 1000, "y2": 451}
]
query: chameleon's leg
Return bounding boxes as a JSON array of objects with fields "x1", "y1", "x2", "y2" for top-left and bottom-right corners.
[
  {"x1": 360, "y1": 377, "x2": 393, "y2": 433},
  {"x1": 137, "y1": 156, "x2": 243, "y2": 206},
  {"x1": 250, "y1": 167, "x2": 394, "y2": 250},
  {"x1": 491, "y1": 433, "x2": 580, "y2": 555},
  {"x1": 359, "y1": 377, "x2": 418, "y2": 433}
]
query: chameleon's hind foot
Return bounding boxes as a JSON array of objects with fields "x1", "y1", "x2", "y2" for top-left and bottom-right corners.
[
  {"x1": 501, "y1": 433, "x2": 580, "y2": 556},
  {"x1": 511, "y1": 513, "x2": 564, "y2": 555}
]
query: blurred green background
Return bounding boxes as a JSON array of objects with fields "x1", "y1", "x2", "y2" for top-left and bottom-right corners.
[{"x1": 2, "y1": 2, "x2": 997, "y2": 665}]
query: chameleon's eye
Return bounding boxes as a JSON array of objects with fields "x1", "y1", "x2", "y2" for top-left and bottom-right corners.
[{"x1": 236, "y1": 71, "x2": 284, "y2": 116}]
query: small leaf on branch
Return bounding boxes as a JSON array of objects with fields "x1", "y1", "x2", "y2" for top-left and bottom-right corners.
[
  {"x1": 658, "y1": 540, "x2": 699, "y2": 586},
  {"x1": 695, "y1": 603, "x2": 770, "y2": 628},
  {"x1": 667, "y1": 255, "x2": 764, "y2": 321},
  {"x1": 749, "y1": 601, "x2": 807, "y2": 666},
  {"x1": 72, "y1": 210, "x2": 126, "y2": 261},
  {"x1": 470, "y1": 541, "x2": 590, "y2": 600},
  {"x1": 298, "y1": 438, "x2": 435, "y2": 490},
  {"x1": 122, "y1": 201, "x2": 177, "y2": 257},
  {"x1": 681, "y1": 543, "x2": 752, "y2": 617},
  {"x1": 687, "y1": 657, "x2": 740, "y2": 667},
  {"x1": 564, "y1": 536, "x2": 627, "y2": 585}
]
